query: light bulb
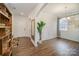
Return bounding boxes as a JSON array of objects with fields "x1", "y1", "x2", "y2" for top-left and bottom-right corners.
[{"x1": 67, "y1": 17, "x2": 70, "y2": 19}]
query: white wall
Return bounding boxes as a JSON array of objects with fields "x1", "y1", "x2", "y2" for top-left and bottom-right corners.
[
  {"x1": 29, "y1": 4, "x2": 57, "y2": 46},
  {"x1": 12, "y1": 15, "x2": 31, "y2": 38},
  {"x1": 35, "y1": 11, "x2": 57, "y2": 43},
  {"x1": 60, "y1": 30, "x2": 79, "y2": 42},
  {"x1": 60, "y1": 14, "x2": 79, "y2": 42}
]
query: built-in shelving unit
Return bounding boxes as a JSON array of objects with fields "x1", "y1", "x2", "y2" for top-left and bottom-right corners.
[{"x1": 0, "y1": 3, "x2": 12, "y2": 56}]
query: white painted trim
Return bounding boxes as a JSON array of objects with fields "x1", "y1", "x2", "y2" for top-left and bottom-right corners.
[
  {"x1": 30, "y1": 37, "x2": 38, "y2": 47},
  {"x1": 12, "y1": 34, "x2": 31, "y2": 38}
]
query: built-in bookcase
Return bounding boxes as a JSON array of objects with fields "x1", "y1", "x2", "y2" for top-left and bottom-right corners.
[{"x1": 0, "y1": 3, "x2": 12, "y2": 56}]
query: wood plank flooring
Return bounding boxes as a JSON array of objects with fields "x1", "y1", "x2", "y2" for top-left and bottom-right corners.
[{"x1": 12, "y1": 37, "x2": 79, "y2": 56}]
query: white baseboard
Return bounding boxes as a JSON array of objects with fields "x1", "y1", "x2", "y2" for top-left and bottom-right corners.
[{"x1": 60, "y1": 37, "x2": 79, "y2": 42}]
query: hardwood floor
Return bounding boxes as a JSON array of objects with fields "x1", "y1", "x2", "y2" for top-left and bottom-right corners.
[{"x1": 12, "y1": 37, "x2": 79, "y2": 56}]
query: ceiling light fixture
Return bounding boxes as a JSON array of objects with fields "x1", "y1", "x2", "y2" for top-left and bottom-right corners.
[
  {"x1": 64, "y1": 5, "x2": 71, "y2": 20},
  {"x1": 67, "y1": 17, "x2": 70, "y2": 19}
]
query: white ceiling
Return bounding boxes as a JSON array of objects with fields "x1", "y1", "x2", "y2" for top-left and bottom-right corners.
[
  {"x1": 42, "y1": 3, "x2": 79, "y2": 18},
  {"x1": 5, "y1": 3, "x2": 79, "y2": 18},
  {"x1": 5, "y1": 3, "x2": 38, "y2": 17}
]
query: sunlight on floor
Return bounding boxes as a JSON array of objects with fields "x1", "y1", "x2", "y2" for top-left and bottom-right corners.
[{"x1": 55, "y1": 41, "x2": 70, "y2": 55}]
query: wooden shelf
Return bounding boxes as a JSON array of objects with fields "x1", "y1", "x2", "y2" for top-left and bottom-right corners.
[
  {"x1": 0, "y1": 11, "x2": 10, "y2": 20},
  {"x1": 9, "y1": 49, "x2": 12, "y2": 56},
  {"x1": 0, "y1": 3, "x2": 12, "y2": 56},
  {"x1": 0, "y1": 32, "x2": 11, "y2": 39},
  {"x1": 3, "y1": 46, "x2": 12, "y2": 56},
  {"x1": 0, "y1": 26, "x2": 5, "y2": 28},
  {"x1": 7, "y1": 39, "x2": 11, "y2": 43},
  {"x1": 0, "y1": 26, "x2": 10, "y2": 28}
]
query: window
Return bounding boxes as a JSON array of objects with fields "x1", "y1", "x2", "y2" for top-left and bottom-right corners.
[{"x1": 59, "y1": 18, "x2": 68, "y2": 31}]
